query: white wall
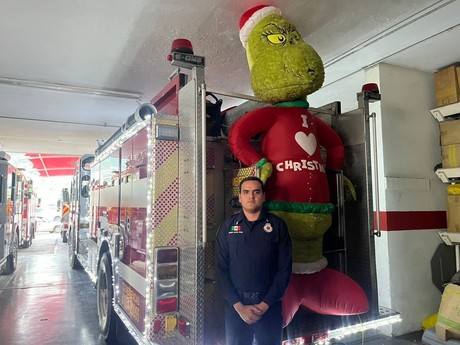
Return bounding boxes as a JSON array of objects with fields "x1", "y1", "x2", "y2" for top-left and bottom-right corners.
[
  {"x1": 366, "y1": 63, "x2": 448, "y2": 335},
  {"x1": 308, "y1": 69, "x2": 365, "y2": 113}
]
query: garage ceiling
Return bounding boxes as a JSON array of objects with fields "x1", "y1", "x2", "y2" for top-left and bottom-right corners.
[{"x1": 1, "y1": 0, "x2": 460, "y2": 177}]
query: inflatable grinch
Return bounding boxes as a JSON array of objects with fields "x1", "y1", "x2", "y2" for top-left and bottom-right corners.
[{"x1": 228, "y1": 5, "x2": 369, "y2": 326}]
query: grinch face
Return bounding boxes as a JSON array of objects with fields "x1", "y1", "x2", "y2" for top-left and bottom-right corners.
[{"x1": 246, "y1": 14, "x2": 324, "y2": 103}]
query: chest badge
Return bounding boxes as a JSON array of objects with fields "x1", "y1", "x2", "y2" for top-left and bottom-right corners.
[
  {"x1": 264, "y1": 223, "x2": 273, "y2": 233},
  {"x1": 229, "y1": 225, "x2": 242, "y2": 234}
]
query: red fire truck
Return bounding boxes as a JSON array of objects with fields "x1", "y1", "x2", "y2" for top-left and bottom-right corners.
[
  {"x1": 0, "y1": 151, "x2": 26, "y2": 275},
  {"x1": 69, "y1": 50, "x2": 399, "y2": 344},
  {"x1": 19, "y1": 179, "x2": 37, "y2": 248}
]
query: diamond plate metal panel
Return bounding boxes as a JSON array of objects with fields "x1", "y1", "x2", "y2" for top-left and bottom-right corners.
[
  {"x1": 176, "y1": 73, "x2": 205, "y2": 345},
  {"x1": 146, "y1": 117, "x2": 182, "y2": 343}
]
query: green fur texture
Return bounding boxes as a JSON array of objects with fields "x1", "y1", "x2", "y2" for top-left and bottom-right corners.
[{"x1": 246, "y1": 13, "x2": 324, "y2": 103}]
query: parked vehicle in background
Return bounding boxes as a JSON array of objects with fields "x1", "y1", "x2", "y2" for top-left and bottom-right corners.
[
  {"x1": 0, "y1": 151, "x2": 24, "y2": 275},
  {"x1": 34, "y1": 215, "x2": 62, "y2": 233}
]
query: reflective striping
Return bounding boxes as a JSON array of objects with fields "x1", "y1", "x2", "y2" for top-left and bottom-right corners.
[{"x1": 150, "y1": 134, "x2": 180, "y2": 247}]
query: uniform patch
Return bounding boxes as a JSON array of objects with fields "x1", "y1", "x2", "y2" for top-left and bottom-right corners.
[
  {"x1": 230, "y1": 225, "x2": 241, "y2": 233},
  {"x1": 263, "y1": 223, "x2": 273, "y2": 233}
]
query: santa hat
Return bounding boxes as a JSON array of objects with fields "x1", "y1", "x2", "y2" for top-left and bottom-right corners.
[{"x1": 239, "y1": 5, "x2": 281, "y2": 48}]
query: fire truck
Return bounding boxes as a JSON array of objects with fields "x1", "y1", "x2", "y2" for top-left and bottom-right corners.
[
  {"x1": 19, "y1": 179, "x2": 37, "y2": 248},
  {"x1": 69, "y1": 49, "x2": 399, "y2": 344},
  {"x1": 0, "y1": 151, "x2": 25, "y2": 275}
]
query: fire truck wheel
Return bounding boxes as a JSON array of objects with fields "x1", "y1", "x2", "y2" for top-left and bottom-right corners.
[
  {"x1": 68, "y1": 231, "x2": 82, "y2": 269},
  {"x1": 97, "y1": 252, "x2": 118, "y2": 340},
  {"x1": 20, "y1": 240, "x2": 31, "y2": 249},
  {"x1": 62, "y1": 231, "x2": 68, "y2": 243},
  {"x1": 1, "y1": 232, "x2": 18, "y2": 275}
]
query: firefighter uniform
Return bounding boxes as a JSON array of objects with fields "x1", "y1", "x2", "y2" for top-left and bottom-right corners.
[{"x1": 215, "y1": 209, "x2": 292, "y2": 345}]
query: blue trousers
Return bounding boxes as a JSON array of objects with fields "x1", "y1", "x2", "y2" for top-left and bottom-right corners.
[{"x1": 224, "y1": 299, "x2": 282, "y2": 345}]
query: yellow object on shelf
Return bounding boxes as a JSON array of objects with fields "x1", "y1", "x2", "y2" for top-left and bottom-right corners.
[
  {"x1": 447, "y1": 184, "x2": 460, "y2": 195},
  {"x1": 422, "y1": 312, "x2": 438, "y2": 330}
]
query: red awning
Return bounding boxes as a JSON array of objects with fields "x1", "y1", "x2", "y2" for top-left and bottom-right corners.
[{"x1": 24, "y1": 153, "x2": 80, "y2": 177}]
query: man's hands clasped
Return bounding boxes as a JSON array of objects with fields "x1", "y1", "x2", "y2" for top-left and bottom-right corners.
[{"x1": 233, "y1": 302, "x2": 269, "y2": 325}]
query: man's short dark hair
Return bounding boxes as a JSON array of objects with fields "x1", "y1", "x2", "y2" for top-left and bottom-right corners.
[{"x1": 238, "y1": 176, "x2": 264, "y2": 193}]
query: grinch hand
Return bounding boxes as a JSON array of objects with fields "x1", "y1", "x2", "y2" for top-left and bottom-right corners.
[{"x1": 228, "y1": 5, "x2": 369, "y2": 326}]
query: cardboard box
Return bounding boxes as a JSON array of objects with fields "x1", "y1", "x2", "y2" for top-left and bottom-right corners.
[
  {"x1": 440, "y1": 120, "x2": 460, "y2": 146},
  {"x1": 442, "y1": 144, "x2": 460, "y2": 168},
  {"x1": 447, "y1": 195, "x2": 460, "y2": 232},
  {"x1": 436, "y1": 284, "x2": 460, "y2": 340},
  {"x1": 435, "y1": 65, "x2": 460, "y2": 107}
]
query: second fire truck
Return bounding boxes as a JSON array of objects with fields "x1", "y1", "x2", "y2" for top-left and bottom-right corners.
[{"x1": 0, "y1": 151, "x2": 26, "y2": 274}]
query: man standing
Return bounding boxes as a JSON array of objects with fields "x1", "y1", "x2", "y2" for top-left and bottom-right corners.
[{"x1": 215, "y1": 176, "x2": 292, "y2": 345}]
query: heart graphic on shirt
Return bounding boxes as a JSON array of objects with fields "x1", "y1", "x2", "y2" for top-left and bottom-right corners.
[{"x1": 295, "y1": 132, "x2": 317, "y2": 156}]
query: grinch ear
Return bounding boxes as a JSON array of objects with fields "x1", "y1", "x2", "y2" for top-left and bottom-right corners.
[{"x1": 239, "y1": 5, "x2": 281, "y2": 48}]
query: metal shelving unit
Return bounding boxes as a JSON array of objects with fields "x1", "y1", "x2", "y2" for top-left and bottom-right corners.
[
  {"x1": 430, "y1": 102, "x2": 460, "y2": 122},
  {"x1": 438, "y1": 231, "x2": 460, "y2": 270},
  {"x1": 431, "y1": 102, "x2": 460, "y2": 183},
  {"x1": 435, "y1": 167, "x2": 460, "y2": 183},
  {"x1": 432, "y1": 103, "x2": 460, "y2": 269}
]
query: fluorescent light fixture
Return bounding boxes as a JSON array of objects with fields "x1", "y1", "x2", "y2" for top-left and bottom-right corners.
[{"x1": 0, "y1": 76, "x2": 143, "y2": 101}]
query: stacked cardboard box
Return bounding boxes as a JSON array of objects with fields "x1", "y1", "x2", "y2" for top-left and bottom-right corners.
[
  {"x1": 434, "y1": 64, "x2": 460, "y2": 107},
  {"x1": 441, "y1": 121, "x2": 460, "y2": 232},
  {"x1": 440, "y1": 120, "x2": 460, "y2": 169},
  {"x1": 436, "y1": 284, "x2": 460, "y2": 340},
  {"x1": 446, "y1": 184, "x2": 460, "y2": 232}
]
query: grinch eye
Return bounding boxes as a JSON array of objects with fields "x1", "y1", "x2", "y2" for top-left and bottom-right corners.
[{"x1": 266, "y1": 34, "x2": 286, "y2": 45}]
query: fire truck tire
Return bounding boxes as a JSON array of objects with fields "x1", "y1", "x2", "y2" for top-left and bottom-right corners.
[
  {"x1": 97, "y1": 252, "x2": 118, "y2": 340},
  {"x1": 20, "y1": 239, "x2": 31, "y2": 249},
  {"x1": 68, "y1": 231, "x2": 82, "y2": 269},
  {"x1": 1, "y1": 232, "x2": 18, "y2": 275},
  {"x1": 62, "y1": 231, "x2": 68, "y2": 243}
]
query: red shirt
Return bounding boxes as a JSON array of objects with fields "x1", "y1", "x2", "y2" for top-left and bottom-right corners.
[{"x1": 229, "y1": 106, "x2": 344, "y2": 204}]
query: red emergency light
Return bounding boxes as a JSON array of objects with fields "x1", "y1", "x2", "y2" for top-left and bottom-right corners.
[
  {"x1": 361, "y1": 83, "x2": 379, "y2": 93},
  {"x1": 167, "y1": 38, "x2": 194, "y2": 62},
  {"x1": 156, "y1": 297, "x2": 177, "y2": 314},
  {"x1": 178, "y1": 316, "x2": 191, "y2": 339}
]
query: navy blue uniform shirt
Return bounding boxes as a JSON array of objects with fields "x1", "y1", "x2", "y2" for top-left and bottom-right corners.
[{"x1": 215, "y1": 209, "x2": 292, "y2": 307}]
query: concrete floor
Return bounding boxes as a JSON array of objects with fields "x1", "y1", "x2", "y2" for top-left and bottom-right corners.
[
  {"x1": 0, "y1": 231, "x2": 426, "y2": 345},
  {"x1": 0, "y1": 231, "x2": 135, "y2": 345}
]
